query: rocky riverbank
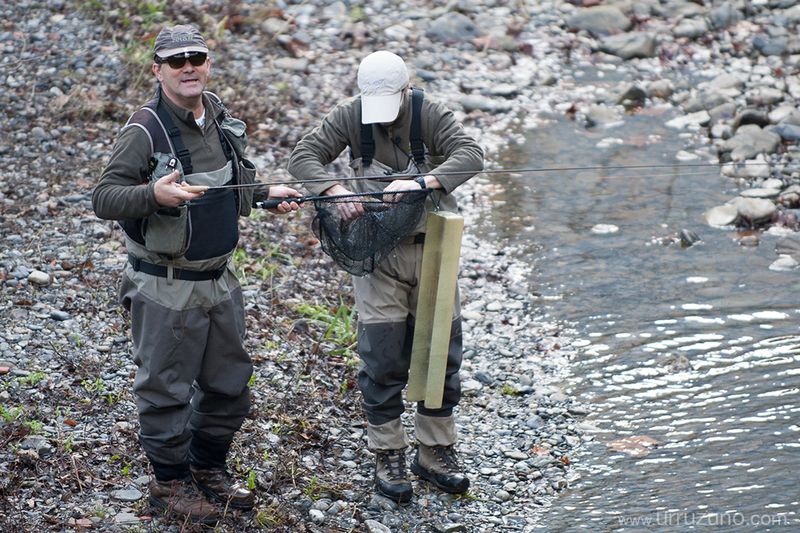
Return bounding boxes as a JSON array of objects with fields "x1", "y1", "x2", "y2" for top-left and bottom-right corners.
[{"x1": 2, "y1": 1, "x2": 799, "y2": 531}]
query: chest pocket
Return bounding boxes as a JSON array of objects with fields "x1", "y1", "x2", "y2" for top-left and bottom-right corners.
[{"x1": 142, "y1": 152, "x2": 191, "y2": 257}]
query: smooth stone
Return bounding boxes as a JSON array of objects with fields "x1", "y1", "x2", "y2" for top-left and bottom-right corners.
[
  {"x1": 704, "y1": 204, "x2": 738, "y2": 226},
  {"x1": 740, "y1": 188, "x2": 780, "y2": 199},
  {"x1": 111, "y1": 488, "x2": 143, "y2": 502},
  {"x1": 27, "y1": 270, "x2": 51, "y2": 285}
]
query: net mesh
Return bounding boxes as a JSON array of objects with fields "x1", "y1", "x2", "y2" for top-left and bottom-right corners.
[{"x1": 311, "y1": 191, "x2": 429, "y2": 276}]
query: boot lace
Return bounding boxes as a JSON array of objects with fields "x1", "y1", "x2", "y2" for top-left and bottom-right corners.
[
  {"x1": 430, "y1": 445, "x2": 461, "y2": 473},
  {"x1": 379, "y1": 449, "x2": 408, "y2": 482}
]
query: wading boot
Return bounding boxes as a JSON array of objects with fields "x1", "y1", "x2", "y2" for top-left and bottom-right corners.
[
  {"x1": 374, "y1": 449, "x2": 413, "y2": 503},
  {"x1": 411, "y1": 444, "x2": 470, "y2": 494},
  {"x1": 190, "y1": 465, "x2": 255, "y2": 510},
  {"x1": 148, "y1": 478, "x2": 220, "y2": 524}
]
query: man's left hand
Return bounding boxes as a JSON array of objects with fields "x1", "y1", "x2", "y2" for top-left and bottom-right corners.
[
  {"x1": 383, "y1": 176, "x2": 434, "y2": 203},
  {"x1": 266, "y1": 185, "x2": 302, "y2": 214}
]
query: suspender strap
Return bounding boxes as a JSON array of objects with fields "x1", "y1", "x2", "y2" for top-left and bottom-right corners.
[
  {"x1": 360, "y1": 122, "x2": 375, "y2": 167},
  {"x1": 127, "y1": 107, "x2": 171, "y2": 155},
  {"x1": 410, "y1": 87, "x2": 425, "y2": 167},
  {"x1": 154, "y1": 97, "x2": 193, "y2": 175}
]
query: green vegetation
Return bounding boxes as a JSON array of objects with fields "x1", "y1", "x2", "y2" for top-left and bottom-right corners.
[
  {"x1": 456, "y1": 490, "x2": 485, "y2": 502},
  {"x1": 304, "y1": 475, "x2": 321, "y2": 500},
  {"x1": 254, "y1": 502, "x2": 287, "y2": 528},
  {"x1": 109, "y1": 454, "x2": 135, "y2": 477},
  {"x1": 16, "y1": 371, "x2": 46, "y2": 387},
  {"x1": 22, "y1": 419, "x2": 44, "y2": 434},
  {"x1": 233, "y1": 244, "x2": 292, "y2": 286},
  {"x1": 349, "y1": 5, "x2": 365, "y2": 22},
  {"x1": 294, "y1": 299, "x2": 358, "y2": 360},
  {"x1": 0, "y1": 404, "x2": 43, "y2": 434},
  {"x1": 0, "y1": 404, "x2": 22, "y2": 423},
  {"x1": 82, "y1": 377, "x2": 106, "y2": 394}
]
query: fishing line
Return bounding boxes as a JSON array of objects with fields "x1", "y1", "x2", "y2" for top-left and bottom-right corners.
[
  {"x1": 202, "y1": 161, "x2": 766, "y2": 190},
  {"x1": 249, "y1": 169, "x2": 723, "y2": 207},
  {"x1": 575, "y1": 169, "x2": 727, "y2": 180}
]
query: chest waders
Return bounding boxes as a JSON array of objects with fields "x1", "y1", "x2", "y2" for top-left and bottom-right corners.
[
  {"x1": 117, "y1": 89, "x2": 253, "y2": 481},
  {"x1": 350, "y1": 89, "x2": 463, "y2": 453}
]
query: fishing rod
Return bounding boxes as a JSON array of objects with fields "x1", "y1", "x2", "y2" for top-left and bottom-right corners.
[
  {"x1": 252, "y1": 189, "x2": 430, "y2": 210},
  {"x1": 185, "y1": 161, "x2": 766, "y2": 191}
]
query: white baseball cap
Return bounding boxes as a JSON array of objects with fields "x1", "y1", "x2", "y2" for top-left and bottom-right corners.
[{"x1": 357, "y1": 51, "x2": 409, "y2": 124}]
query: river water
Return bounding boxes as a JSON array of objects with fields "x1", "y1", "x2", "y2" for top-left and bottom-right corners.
[{"x1": 476, "y1": 97, "x2": 800, "y2": 531}]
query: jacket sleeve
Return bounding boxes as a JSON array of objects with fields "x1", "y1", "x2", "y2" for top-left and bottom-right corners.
[
  {"x1": 286, "y1": 101, "x2": 355, "y2": 197},
  {"x1": 423, "y1": 100, "x2": 484, "y2": 194},
  {"x1": 92, "y1": 126, "x2": 161, "y2": 221}
]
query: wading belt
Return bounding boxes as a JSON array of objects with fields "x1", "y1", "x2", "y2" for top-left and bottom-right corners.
[
  {"x1": 360, "y1": 87, "x2": 426, "y2": 168},
  {"x1": 128, "y1": 254, "x2": 225, "y2": 281}
]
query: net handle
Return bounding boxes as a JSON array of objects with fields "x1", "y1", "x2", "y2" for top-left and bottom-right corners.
[{"x1": 254, "y1": 189, "x2": 430, "y2": 210}]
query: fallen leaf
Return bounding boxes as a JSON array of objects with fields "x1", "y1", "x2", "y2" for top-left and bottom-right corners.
[{"x1": 607, "y1": 435, "x2": 659, "y2": 457}]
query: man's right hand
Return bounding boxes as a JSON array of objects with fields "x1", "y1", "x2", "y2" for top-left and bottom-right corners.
[
  {"x1": 325, "y1": 183, "x2": 365, "y2": 221},
  {"x1": 154, "y1": 170, "x2": 206, "y2": 207}
]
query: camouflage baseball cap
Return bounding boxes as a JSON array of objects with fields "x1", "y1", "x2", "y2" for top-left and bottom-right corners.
[{"x1": 153, "y1": 24, "x2": 208, "y2": 59}]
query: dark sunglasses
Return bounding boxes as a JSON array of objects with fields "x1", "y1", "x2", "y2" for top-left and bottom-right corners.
[{"x1": 155, "y1": 52, "x2": 207, "y2": 69}]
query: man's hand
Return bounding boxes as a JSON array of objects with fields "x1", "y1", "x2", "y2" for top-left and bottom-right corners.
[
  {"x1": 325, "y1": 183, "x2": 365, "y2": 221},
  {"x1": 383, "y1": 175, "x2": 438, "y2": 203},
  {"x1": 266, "y1": 185, "x2": 302, "y2": 214},
  {"x1": 153, "y1": 170, "x2": 206, "y2": 207}
]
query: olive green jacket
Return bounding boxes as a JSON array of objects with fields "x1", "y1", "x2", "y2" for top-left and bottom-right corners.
[
  {"x1": 287, "y1": 90, "x2": 484, "y2": 197},
  {"x1": 92, "y1": 93, "x2": 229, "y2": 221}
]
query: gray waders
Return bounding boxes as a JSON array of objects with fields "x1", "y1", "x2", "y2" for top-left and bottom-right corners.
[
  {"x1": 120, "y1": 162, "x2": 252, "y2": 480},
  {"x1": 120, "y1": 268, "x2": 252, "y2": 475},
  {"x1": 353, "y1": 240, "x2": 463, "y2": 451}
]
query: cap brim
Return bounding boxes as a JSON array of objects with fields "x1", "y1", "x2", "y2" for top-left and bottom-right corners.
[
  {"x1": 156, "y1": 46, "x2": 209, "y2": 59},
  {"x1": 361, "y1": 92, "x2": 402, "y2": 124}
]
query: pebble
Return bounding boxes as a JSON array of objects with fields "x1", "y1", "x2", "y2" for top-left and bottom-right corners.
[
  {"x1": 27, "y1": 271, "x2": 51, "y2": 286},
  {"x1": 110, "y1": 488, "x2": 143, "y2": 502},
  {"x1": 49, "y1": 310, "x2": 71, "y2": 321},
  {"x1": 364, "y1": 519, "x2": 392, "y2": 533}
]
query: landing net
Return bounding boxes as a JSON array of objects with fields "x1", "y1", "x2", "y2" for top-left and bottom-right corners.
[{"x1": 311, "y1": 190, "x2": 430, "y2": 276}]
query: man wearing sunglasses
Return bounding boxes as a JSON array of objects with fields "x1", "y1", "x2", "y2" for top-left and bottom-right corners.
[{"x1": 93, "y1": 24, "x2": 300, "y2": 524}]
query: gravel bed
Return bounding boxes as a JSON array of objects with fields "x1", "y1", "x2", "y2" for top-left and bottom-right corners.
[{"x1": 2, "y1": 1, "x2": 799, "y2": 531}]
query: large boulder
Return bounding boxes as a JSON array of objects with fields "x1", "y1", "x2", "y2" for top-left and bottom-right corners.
[
  {"x1": 567, "y1": 6, "x2": 632, "y2": 36},
  {"x1": 425, "y1": 12, "x2": 482, "y2": 44},
  {"x1": 730, "y1": 197, "x2": 777, "y2": 227},
  {"x1": 720, "y1": 124, "x2": 782, "y2": 161},
  {"x1": 597, "y1": 32, "x2": 658, "y2": 59},
  {"x1": 673, "y1": 18, "x2": 709, "y2": 39}
]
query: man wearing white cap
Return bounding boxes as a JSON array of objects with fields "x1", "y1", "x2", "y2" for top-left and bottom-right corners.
[{"x1": 288, "y1": 51, "x2": 483, "y2": 503}]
